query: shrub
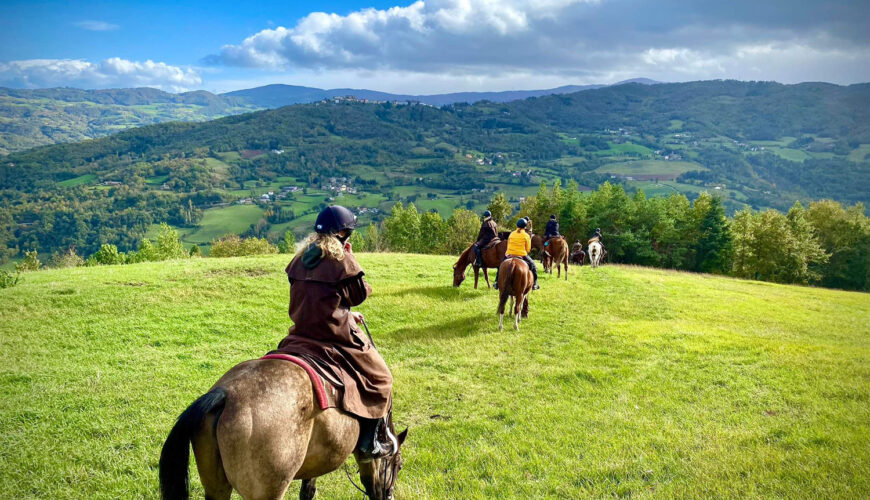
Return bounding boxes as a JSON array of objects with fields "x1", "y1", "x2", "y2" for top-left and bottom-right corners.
[
  {"x1": 89, "y1": 244, "x2": 126, "y2": 265},
  {"x1": 50, "y1": 247, "x2": 85, "y2": 268},
  {"x1": 210, "y1": 235, "x2": 278, "y2": 257},
  {"x1": 15, "y1": 250, "x2": 41, "y2": 272},
  {"x1": 189, "y1": 244, "x2": 202, "y2": 257},
  {"x1": 0, "y1": 269, "x2": 21, "y2": 289},
  {"x1": 277, "y1": 231, "x2": 295, "y2": 254},
  {"x1": 155, "y1": 223, "x2": 187, "y2": 260}
]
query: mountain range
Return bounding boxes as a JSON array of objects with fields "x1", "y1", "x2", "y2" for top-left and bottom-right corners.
[{"x1": 0, "y1": 79, "x2": 657, "y2": 154}]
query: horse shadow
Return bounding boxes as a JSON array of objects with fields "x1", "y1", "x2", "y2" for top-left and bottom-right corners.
[
  {"x1": 381, "y1": 284, "x2": 482, "y2": 301},
  {"x1": 389, "y1": 313, "x2": 491, "y2": 342}
]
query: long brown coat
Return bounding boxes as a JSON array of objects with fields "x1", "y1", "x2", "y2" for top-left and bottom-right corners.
[
  {"x1": 476, "y1": 217, "x2": 499, "y2": 249},
  {"x1": 273, "y1": 245, "x2": 392, "y2": 419}
]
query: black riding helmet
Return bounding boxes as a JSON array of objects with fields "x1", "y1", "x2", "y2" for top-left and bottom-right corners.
[
  {"x1": 516, "y1": 218, "x2": 527, "y2": 228},
  {"x1": 315, "y1": 205, "x2": 357, "y2": 241},
  {"x1": 483, "y1": 210, "x2": 492, "y2": 218},
  {"x1": 550, "y1": 214, "x2": 556, "y2": 220}
]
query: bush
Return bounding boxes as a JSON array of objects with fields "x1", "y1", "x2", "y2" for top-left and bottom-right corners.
[
  {"x1": 277, "y1": 231, "x2": 295, "y2": 254},
  {"x1": 15, "y1": 250, "x2": 41, "y2": 272},
  {"x1": 210, "y1": 235, "x2": 278, "y2": 257},
  {"x1": 189, "y1": 244, "x2": 202, "y2": 257},
  {"x1": 155, "y1": 223, "x2": 187, "y2": 260},
  {"x1": 89, "y1": 244, "x2": 126, "y2": 266},
  {"x1": 0, "y1": 269, "x2": 21, "y2": 289},
  {"x1": 50, "y1": 247, "x2": 85, "y2": 268}
]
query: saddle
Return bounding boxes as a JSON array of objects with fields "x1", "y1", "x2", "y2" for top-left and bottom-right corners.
[
  {"x1": 260, "y1": 354, "x2": 340, "y2": 410},
  {"x1": 480, "y1": 237, "x2": 501, "y2": 251}
]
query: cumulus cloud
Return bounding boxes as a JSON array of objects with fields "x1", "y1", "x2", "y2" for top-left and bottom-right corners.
[
  {"x1": 0, "y1": 58, "x2": 202, "y2": 92},
  {"x1": 206, "y1": 0, "x2": 870, "y2": 85},
  {"x1": 74, "y1": 20, "x2": 119, "y2": 31}
]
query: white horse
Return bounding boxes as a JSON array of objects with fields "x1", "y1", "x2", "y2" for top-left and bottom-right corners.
[{"x1": 588, "y1": 240, "x2": 603, "y2": 268}]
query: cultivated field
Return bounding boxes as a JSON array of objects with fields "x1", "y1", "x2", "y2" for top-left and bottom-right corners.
[{"x1": 1, "y1": 254, "x2": 868, "y2": 498}]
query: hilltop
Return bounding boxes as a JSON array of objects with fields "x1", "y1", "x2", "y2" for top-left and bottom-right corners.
[{"x1": 1, "y1": 254, "x2": 868, "y2": 498}]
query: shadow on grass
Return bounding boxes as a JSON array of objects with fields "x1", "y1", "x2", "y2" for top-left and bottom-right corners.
[
  {"x1": 381, "y1": 284, "x2": 490, "y2": 300},
  {"x1": 390, "y1": 313, "x2": 492, "y2": 342}
]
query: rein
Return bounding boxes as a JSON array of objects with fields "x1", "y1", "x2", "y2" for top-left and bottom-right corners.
[{"x1": 344, "y1": 463, "x2": 368, "y2": 498}]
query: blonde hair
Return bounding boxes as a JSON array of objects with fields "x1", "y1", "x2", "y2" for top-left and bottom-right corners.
[{"x1": 295, "y1": 232, "x2": 345, "y2": 261}]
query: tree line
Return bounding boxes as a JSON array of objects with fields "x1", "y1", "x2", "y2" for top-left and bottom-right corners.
[{"x1": 360, "y1": 182, "x2": 869, "y2": 291}]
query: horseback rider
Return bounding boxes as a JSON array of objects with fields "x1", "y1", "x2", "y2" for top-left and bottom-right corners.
[
  {"x1": 494, "y1": 218, "x2": 539, "y2": 291},
  {"x1": 589, "y1": 227, "x2": 603, "y2": 245},
  {"x1": 473, "y1": 210, "x2": 499, "y2": 267},
  {"x1": 544, "y1": 214, "x2": 560, "y2": 246},
  {"x1": 571, "y1": 239, "x2": 583, "y2": 254},
  {"x1": 274, "y1": 205, "x2": 396, "y2": 461}
]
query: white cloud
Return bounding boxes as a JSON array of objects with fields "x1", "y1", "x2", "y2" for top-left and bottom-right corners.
[
  {"x1": 0, "y1": 58, "x2": 202, "y2": 92},
  {"x1": 74, "y1": 20, "x2": 119, "y2": 31},
  {"x1": 205, "y1": 0, "x2": 870, "y2": 88}
]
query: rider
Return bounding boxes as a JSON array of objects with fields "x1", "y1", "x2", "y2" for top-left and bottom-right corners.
[
  {"x1": 544, "y1": 214, "x2": 560, "y2": 245},
  {"x1": 589, "y1": 227, "x2": 603, "y2": 245},
  {"x1": 473, "y1": 210, "x2": 499, "y2": 267},
  {"x1": 274, "y1": 206, "x2": 396, "y2": 461},
  {"x1": 494, "y1": 218, "x2": 539, "y2": 291},
  {"x1": 571, "y1": 239, "x2": 583, "y2": 254}
]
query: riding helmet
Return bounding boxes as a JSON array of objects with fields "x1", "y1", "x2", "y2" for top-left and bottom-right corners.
[
  {"x1": 315, "y1": 205, "x2": 357, "y2": 234},
  {"x1": 595, "y1": 227, "x2": 601, "y2": 232},
  {"x1": 483, "y1": 210, "x2": 492, "y2": 218},
  {"x1": 516, "y1": 218, "x2": 527, "y2": 228}
]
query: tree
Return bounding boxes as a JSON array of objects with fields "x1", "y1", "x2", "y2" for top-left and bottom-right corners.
[
  {"x1": 277, "y1": 231, "x2": 295, "y2": 254},
  {"x1": 89, "y1": 244, "x2": 126, "y2": 265},
  {"x1": 189, "y1": 244, "x2": 202, "y2": 257},
  {"x1": 15, "y1": 250, "x2": 41, "y2": 272},
  {"x1": 364, "y1": 222, "x2": 383, "y2": 252},
  {"x1": 784, "y1": 202, "x2": 827, "y2": 284},
  {"x1": 445, "y1": 208, "x2": 480, "y2": 254},
  {"x1": 419, "y1": 211, "x2": 447, "y2": 253},
  {"x1": 155, "y1": 223, "x2": 187, "y2": 260},
  {"x1": 730, "y1": 208, "x2": 755, "y2": 278},
  {"x1": 695, "y1": 196, "x2": 732, "y2": 273},
  {"x1": 383, "y1": 203, "x2": 421, "y2": 252},
  {"x1": 487, "y1": 193, "x2": 513, "y2": 227}
]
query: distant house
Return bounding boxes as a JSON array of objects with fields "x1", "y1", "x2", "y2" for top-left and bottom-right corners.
[{"x1": 102, "y1": 181, "x2": 122, "y2": 186}]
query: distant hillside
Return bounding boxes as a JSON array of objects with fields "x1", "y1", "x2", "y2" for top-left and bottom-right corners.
[
  {"x1": 2, "y1": 80, "x2": 869, "y2": 261},
  {"x1": 0, "y1": 81, "x2": 641, "y2": 154}
]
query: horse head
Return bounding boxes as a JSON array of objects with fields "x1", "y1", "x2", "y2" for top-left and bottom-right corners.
[
  {"x1": 358, "y1": 427, "x2": 408, "y2": 500},
  {"x1": 452, "y1": 248, "x2": 474, "y2": 287}
]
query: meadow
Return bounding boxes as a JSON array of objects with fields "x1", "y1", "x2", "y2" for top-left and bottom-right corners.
[{"x1": 1, "y1": 254, "x2": 869, "y2": 498}]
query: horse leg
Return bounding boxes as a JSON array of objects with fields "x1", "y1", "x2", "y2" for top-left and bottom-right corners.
[
  {"x1": 514, "y1": 293, "x2": 523, "y2": 330},
  {"x1": 192, "y1": 412, "x2": 232, "y2": 500},
  {"x1": 483, "y1": 267, "x2": 491, "y2": 288},
  {"x1": 521, "y1": 294, "x2": 530, "y2": 318},
  {"x1": 473, "y1": 265, "x2": 479, "y2": 289},
  {"x1": 300, "y1": 479, "x2": 316, "y2": 500}
]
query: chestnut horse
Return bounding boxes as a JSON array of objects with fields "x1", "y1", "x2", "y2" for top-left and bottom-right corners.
[
  {"x1": 159, "y1": 359, "x2": 407, "y2": 500},
  {"x1": 541, "y1": 237, "x2": 569, "y2": 280},
  {"x1": 497, "y1": 257, "x2": 533, "y2": 331},
  {"x1": 453, "y1": 239, "x2": 508, "y2": 288}
]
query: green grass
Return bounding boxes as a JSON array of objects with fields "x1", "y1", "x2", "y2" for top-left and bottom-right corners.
[
  {"x1": 596, "y1": 160, "x2": 705, "y2": 177},
  {"x1": 145, "y1": 175, "x2": 169, "y2": 185},
  {"x1": 768, "y1": 147, "x2": 811, "y2": 162},
  {"x1": 847, "y1": 144, "x2": 870, "y2": 162},
  {"x1": 1, "y1": 255, "x2": 868, "y2": 498},
  {"x1": 57, "y1": 173, "x2": 97, "y2": 187},
  {"x1": 183, "y1": 204, "x2": 264, "y2": 244}
]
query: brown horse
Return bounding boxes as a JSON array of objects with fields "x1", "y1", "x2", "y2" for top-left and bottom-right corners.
[
  {"x1": 453, "y1": 239, "x2": 508, "y2": 288},
  {"x1": 159, "y1": 359, "x2": 407, "y2": 500},
  {"x1": 541, "y1": 237, "x2": 569, "y2": 280},
  {"x1": 497, "y1": 257, "x2": 533, "y2": 331}
]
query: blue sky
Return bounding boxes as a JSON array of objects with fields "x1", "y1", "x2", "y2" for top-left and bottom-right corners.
[{"x1": 1, "y1": 0, "x2": 869, "y2": 94}]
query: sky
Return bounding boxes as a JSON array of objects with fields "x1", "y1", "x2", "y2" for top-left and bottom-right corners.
[{"x1": 1, "y1": 0, "x2": 869, "y2": 94}]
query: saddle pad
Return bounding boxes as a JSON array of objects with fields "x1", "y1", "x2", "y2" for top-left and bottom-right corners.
[{"x1": 260, "y1": 354, "x2": 338, "y2": 410}]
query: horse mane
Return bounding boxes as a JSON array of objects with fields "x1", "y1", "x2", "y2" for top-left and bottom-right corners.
[{"x1": 455, "y1": 244, "x2": 475, "y2": 268}]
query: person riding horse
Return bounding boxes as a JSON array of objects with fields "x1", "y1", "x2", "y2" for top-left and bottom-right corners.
[
  {"x1": 589, "y1": 227, "x2": 603, "y2": 245},
  {"x1": 274, "y1": 205, "x2": 396, "y2": 460},
  {"x1": 494, "y1": 218, "x2": 539, "y2": 291},
  {"x1": 473, "y1": 210, "x2": 499, "y2": 268},
  {"x1": 544, "y1": 215, "x2": 560, "y2": 245}
]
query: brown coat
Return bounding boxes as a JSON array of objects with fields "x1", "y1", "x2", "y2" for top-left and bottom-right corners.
[
  {"x1": 273, "y1": 246, "x2": 392, "y2": 419},
  {"x1": 476, "y1": 217, "x2": 499, "y2": 249}
]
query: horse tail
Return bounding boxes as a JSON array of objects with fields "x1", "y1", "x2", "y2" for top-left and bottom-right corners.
[
  {"x1": 497, "y1": 261, "x2": 513, "y2": 314},
  {"x1": 159, "y1": 388, "x2": 227, "y2": 500}
]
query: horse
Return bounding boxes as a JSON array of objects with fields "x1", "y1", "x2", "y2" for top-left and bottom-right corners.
[
  {"x1": 570, "y1": 249, "x2": 586, "y2": 266},
  {"x1": 453, "y1": 239, "x2": 508, "y2": 288},
  {"x1": 588, "y1": 240, "x2": 604, "y2": 268},
  {"x1": 159, "y1": 358, "x2": 408, "y2": 500},
  {"x1": 541, "y1": 237, "x2": 569, "y2": 279},
  {"x1": 497, "y1": 257, "x2": 533, "y2": 331}
]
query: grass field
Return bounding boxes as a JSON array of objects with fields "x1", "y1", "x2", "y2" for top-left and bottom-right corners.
[
  {"x1": 596, "y1": 160, "x2": 705, "y2": 178},
  {"x1": 57, "y1": 173, "x2": 97, "y2": 187},
  {"x1": 1, "y1": 254, "x2": 868, "y2": 498},
  {"x1": 182, "y1": 204, "x2": 264, "y2": 244},
  {"x1": 848, "y1": 144, "x2": 870, "y2": 162}
]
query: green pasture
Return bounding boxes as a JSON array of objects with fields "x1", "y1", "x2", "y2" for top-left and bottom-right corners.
[
  {"x1": 182, "y1": 204, "x2": 264, "y2": 244},
  {"x1": 596, "y1": 160, "x2": 706, "y2": 177},
  {"x1": 1, "y1": 255, "x2": 868, "y2": 498},
  {"x1": 145, "y1": 175, "x2": 169, "y2": 185},
  {"x1": 848, "y1": 144, "x2": 870, "y2": 162},
  {"x1": 57, "y1": 174, "x2": 97, "y2": 188},
  {"x1": 767, "y1": 147, "x2": 811, "y2": 162}
]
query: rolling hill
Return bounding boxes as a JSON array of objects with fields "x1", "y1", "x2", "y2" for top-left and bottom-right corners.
[
  {"x1": 1, "y1": 254, "x2": 868, "y2": 498},
  {"x1": 2, "y1": 80, "x2": 869, "y2": 260}
]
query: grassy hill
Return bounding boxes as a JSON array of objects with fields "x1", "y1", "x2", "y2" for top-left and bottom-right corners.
[{"x1": 1, "y1": 254, "x2": 868, "y2": 498}]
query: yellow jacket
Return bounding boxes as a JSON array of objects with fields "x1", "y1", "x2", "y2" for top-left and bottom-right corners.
[{"x1": 506, "y1": 228, "x2": 531, "y2": 256}]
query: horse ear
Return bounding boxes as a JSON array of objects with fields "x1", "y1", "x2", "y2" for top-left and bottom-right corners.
[{"x1": 397, "y1": 428, "x2": 408, "y2": 445}]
